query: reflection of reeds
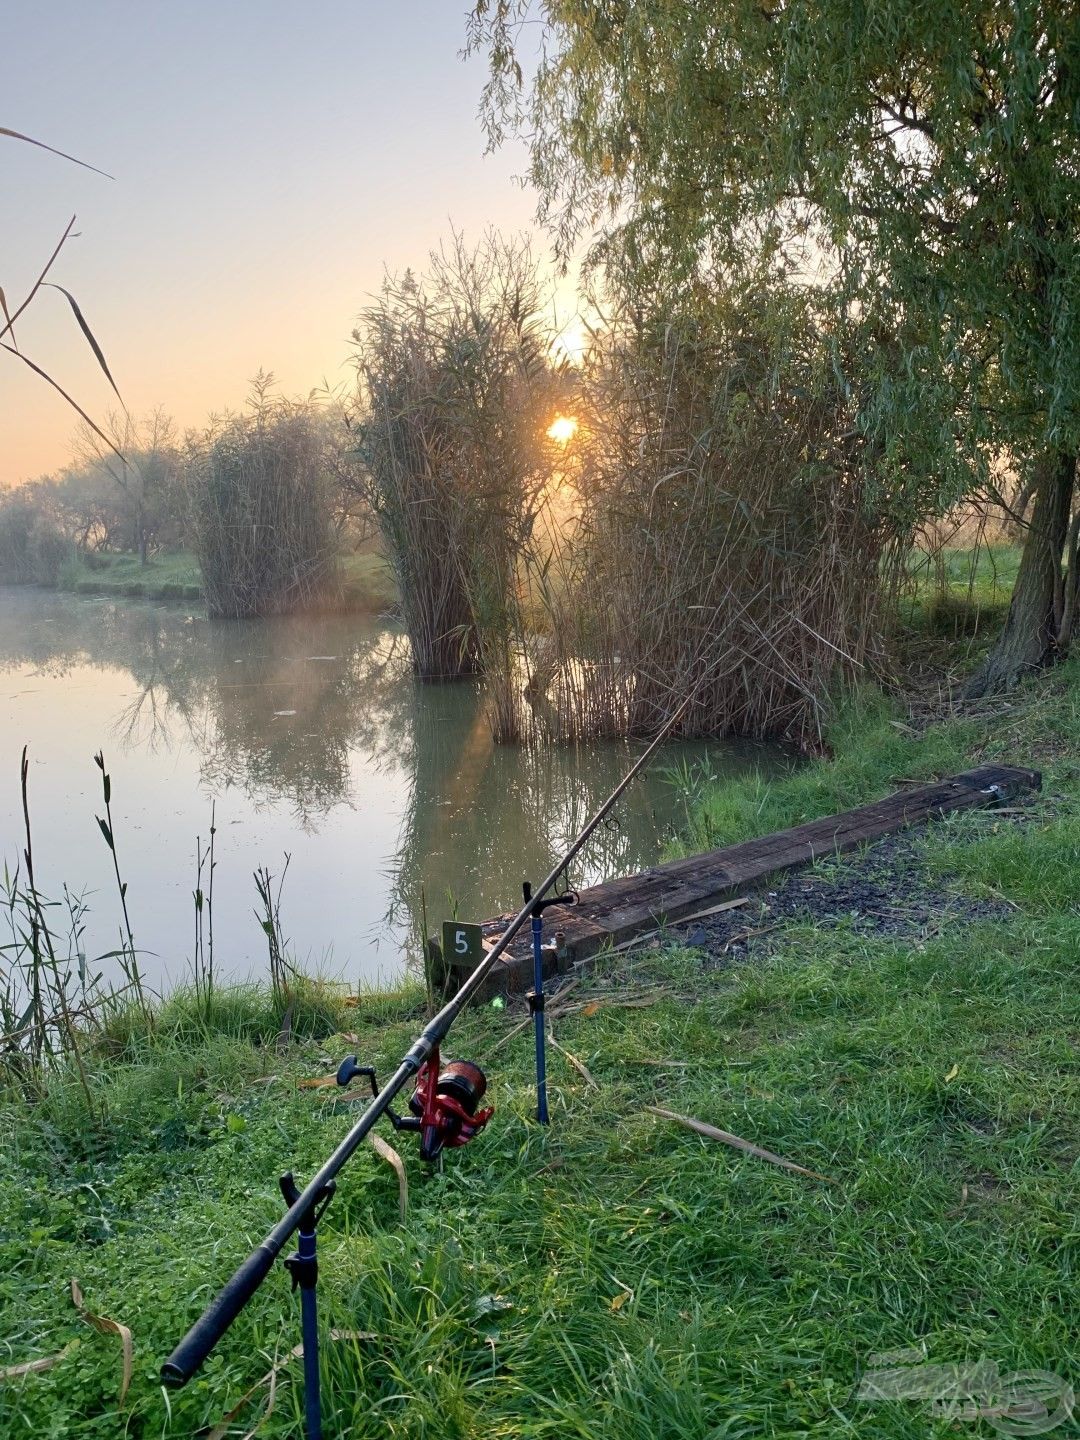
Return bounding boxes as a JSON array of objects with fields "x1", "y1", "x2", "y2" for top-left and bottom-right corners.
[
  {"x1": 24, "y1": 600, "x2": 414, "y2": 828},
  {"x1": 351, "y1": 233, "x2": 556, "y2": 682},
  {"x1": 382, "y1": 677, "x2": 699, "y2": 951}
]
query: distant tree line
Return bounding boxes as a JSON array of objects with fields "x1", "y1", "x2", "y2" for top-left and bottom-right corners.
[{"x1": 0, "y1": 383, "x2": 371, "y2": 609}]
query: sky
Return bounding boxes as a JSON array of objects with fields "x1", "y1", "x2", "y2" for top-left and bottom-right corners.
[{"x1": 3, "y1": 2, "x2": 573, "y2": 485}]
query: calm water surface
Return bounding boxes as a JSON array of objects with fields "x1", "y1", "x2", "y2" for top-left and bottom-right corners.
[{"x1": 0, "y1": 588, "x2": 786, "y2": 989}]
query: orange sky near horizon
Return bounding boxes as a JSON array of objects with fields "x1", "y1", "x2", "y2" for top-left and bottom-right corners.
[{"x1": 3, "y1": 3, "x2": 580, "y2": 488}]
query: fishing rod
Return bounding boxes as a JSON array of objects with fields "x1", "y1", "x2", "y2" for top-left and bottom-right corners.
[{"x1": 161, "y1": 694, "x2": 692, "y2": 1434}]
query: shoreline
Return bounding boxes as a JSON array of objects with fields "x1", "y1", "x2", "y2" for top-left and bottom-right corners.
[
  {"x1": 3, "y1": 548, "x2": 399, "y2": 614},
  {"x1": 3, "y1": 582, "x2": 1078, "y2": 1437}
]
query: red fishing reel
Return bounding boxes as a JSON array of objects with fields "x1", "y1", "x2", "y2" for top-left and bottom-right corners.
[
  {"x1": 337, "y1": 1049, "x2": 493, "y2": 1163},
  {"x1": 410, "y1": 1050, "x2": 493, "y2": 1161}
]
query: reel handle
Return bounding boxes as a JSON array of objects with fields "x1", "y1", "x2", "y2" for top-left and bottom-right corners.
[{"x1": 336, "y1": 1056, "x2": 377, "y2": 1092}]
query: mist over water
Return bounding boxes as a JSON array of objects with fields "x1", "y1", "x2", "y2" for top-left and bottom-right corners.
[{"x1": 0, "y1": 589, "x2": 785, "y2": 991}]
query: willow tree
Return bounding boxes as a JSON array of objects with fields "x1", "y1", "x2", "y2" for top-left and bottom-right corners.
[{"x1": 469, "y1": 2, "x2": 1080, "y2": 693}]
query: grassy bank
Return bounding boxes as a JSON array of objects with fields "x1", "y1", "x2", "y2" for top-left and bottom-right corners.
[
  {"x1": 57, "y1": 551, "x2": 203, "y2": 603},
  {"x1": 51, "y1": 550, "x2": 398, "y2": 613},
  {"x1": 2, "y1": 644, "x2": 1077, "y2": 1435},
  {"x1": 339, "y1": 550, "x2": 399, "y2": 613}
]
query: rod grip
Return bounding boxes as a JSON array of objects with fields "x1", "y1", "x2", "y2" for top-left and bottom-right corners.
[{"x1": 160, "y1": 1245, "x2": 276, "y2": 1386}]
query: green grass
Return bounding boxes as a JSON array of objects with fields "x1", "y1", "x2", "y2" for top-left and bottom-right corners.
[
  {"x1": 57, "y1": 550, "x2": 203, "y2": 603},
  {"x1": 905, "y1": 541, "x2": 1021, "y2": 609},
  {"x1": 2, "y1": 907, "x2": 1076, "y2": 1436},
  {"x1": 340, "y1": 549, "x2": 399, "y2": 612},
  {"x1": 54, "y1": 548, "x2": 399, "y2": 613},
  {"x1": 2, "y1": 570, "x2": 1079, "y2": 1438},
  {"x1": 669, "y1": 686, "x2": 978, "y2": 854},
  {"x1": 899, "y1": 542, "x2": 1020, "y2": 645}
]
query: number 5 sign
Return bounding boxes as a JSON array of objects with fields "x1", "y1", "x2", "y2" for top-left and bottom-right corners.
[{"x1": 442, "y1": 920, "x2": 484, "y2": 970}]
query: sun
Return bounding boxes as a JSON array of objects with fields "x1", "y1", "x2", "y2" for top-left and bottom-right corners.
[{"x1": 547, "y1": 415, "x2": 579, "y2": 446}]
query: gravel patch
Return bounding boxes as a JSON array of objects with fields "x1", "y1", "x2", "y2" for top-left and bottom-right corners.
[{"x1": 670, "y1": 829, "x2": 1016, "y2": 966}]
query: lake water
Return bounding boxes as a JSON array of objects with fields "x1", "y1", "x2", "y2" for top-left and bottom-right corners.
[{"x1": 0, "y1": 588, "x2": 786, "y2": 991}]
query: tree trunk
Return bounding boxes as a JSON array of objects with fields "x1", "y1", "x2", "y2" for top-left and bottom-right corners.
[
  {"x1": 965, "y1": 450, "x2": 1076, "y2": 697},
  {"x1": 1058, "y1": 511, "x2": 1080, "y2": 653}
]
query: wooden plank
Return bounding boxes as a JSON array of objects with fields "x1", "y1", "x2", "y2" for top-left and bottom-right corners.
[{"x1": 451, "y1": 764, "x2": 1039, "y2": 997}]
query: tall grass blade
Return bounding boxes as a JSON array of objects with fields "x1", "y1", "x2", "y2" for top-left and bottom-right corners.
[
  {"x1": 42, "y1": 282, "x2": 123, "y2": 400},
  {"x1": 0, "y1": 125, "x2": 114, "y2": 177}
]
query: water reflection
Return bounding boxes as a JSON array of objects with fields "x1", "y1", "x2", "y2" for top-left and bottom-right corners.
[
  {"x1": 0, "y1": 588, "x2": 786, "y2": 986},
  {"x1": 394, "y1": 700, "x2": 700, "y2": 928}
]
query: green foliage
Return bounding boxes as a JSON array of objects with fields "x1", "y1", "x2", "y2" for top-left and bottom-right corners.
[
  {"x1": 469, "y1": 3, "x2": 1080, "y2": 692},
  {"x1": 1, "y1": 412, "x2": 186, "y2": 578},
  {"x1": 68, "y1": 409, "x2": 186, "y2": 562},
  {"x1": 0, "y1": 491, "x2": 70, "y2": 584},
  {"x1": 472, "y1": 1, "x2": 1080, "y2": 472},
  {"x1": 339, "y1": 550, "x2": 398, "y2": 613}
]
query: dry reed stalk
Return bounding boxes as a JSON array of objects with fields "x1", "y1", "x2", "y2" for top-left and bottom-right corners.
[
  {"x1": 510, "y1": 301, "x2": 900, "y2": 747},
  {"x1": 646, "y1": 1104, "x2": 836, "y2": 1182},
  {"x1": 351, "y1": 232, "x2": 561, "y2": 691}
]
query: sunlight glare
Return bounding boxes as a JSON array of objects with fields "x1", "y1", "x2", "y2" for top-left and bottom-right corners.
[{"x1": 547, "y1": 415, "x2": 579, "y2": 446}]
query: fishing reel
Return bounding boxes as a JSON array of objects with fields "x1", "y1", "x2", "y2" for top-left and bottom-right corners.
[{"x1": 337, "y1": 1049, "x2": 493, "y2": 1163}]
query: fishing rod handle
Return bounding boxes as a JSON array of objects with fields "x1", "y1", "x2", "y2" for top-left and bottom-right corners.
[
  {"x1": 160, "y1": 1053, "x2": 424, "y2": 1387},
  {"x1": 161, "y1": 1245, "x2": 276, "y2": 1386}
]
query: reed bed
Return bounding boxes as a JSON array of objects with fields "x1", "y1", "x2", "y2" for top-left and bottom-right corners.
[
  {"x1": 186, "y1": 386, "x2": 342, "y2": 619},
  {"x1": 350, "y1": 237, "x2": 896, "y2": 747},
  {"x1": 512, "y1": 303, "x2": 896, "y2": 748},
  {"x1": 351, "y1": 233, "x2": 557, "y2": 680}
]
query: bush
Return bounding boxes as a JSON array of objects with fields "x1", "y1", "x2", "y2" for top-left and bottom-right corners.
[
  {"x1": 0, "y1": 490, "x2": 70, "y2": 584},
  {"x1": 186, "y1": 384, "x2": 342, "y2": 618}
]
